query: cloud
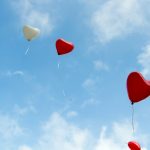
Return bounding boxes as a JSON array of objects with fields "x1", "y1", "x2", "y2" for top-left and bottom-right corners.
[
  {"x1": 138, "y1": 44, "x2": 150, "y2": 77},
  {"x1": 82, "y1": 78, "x2": 96, "y2": 90},
  {"x1": 95, "y1": 122, "x2": 148, "y2": 150},
  {"x1": 17, "y1": 113, "x2": 148, "y2": 150},
  {"x1": 95, "y1": 127, "x2": 127, "y2": 150},
  {"x1": 82, "y1": 76, "x2": 101, "y2": 97},
  {"x1": 35, "y1": 112, "x2": 92, "y2": 150},
  {"x1": 0, "y1": 114, "x2": 24, "y2": 150},
  {"x1": 18, "y1": 145, "x2": 32, "y2": 150},
  {"x1": 82, "y1": 77, "x2": 101, "y2": 99},
  {"x1": 66, "y1": 111, "x2": 78, "y2": 118},
  {"x1": 93, "y1": 60, "x2": 109, "y2": 71},
  {"x1": 81, "y1": 98, "x2": 99, "y2": 108},
  {"x1": 90, "y1": 0, "x2": 150, "y2": 43},
  {"x1": 0, "y1": 114, "x2": 23, "y2": 139},
  {"x1": 17, "y1": 112, "x2": 92, "y2": 150},
  {"x1": 0, "y1": 70, "x2": 24, "y2": 78},
  {"x1": 0, "y1": 112, "x2": 147, "y2": 149},
  {"x1": 11, "y1": 0, "x2": 54, "y2": 35},
  {"x1": 5, "y1": 70, "x2": 24, "y2": 77},
  {"x1": 14, "y1": 104, "x2": 36, "y2": 116},
  {"x1": 0, "y1": 70, "x2": 36, "y2": 82}
]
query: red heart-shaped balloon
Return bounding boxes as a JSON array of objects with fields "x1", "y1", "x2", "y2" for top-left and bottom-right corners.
[
  {"x1": 128, "y1": 141, "x2": 141, "y2": 150},
  {"x1": 56, "y1": 39, "x2": 74, "y2": 55},
  {"x1": 127, "y1": 72, "x2": 150, "y2": 104}
]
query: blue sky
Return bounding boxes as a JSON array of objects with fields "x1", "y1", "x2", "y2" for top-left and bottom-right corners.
[{"x1": 0, "y1": 0, "x2": 150, "y2": 149}]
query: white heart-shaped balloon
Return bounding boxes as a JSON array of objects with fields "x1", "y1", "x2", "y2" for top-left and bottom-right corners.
[{"x1": 23, "y1": 25, "x2": 40, "y2": 41}]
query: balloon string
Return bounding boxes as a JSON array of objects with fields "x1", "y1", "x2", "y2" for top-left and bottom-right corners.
[
  {"x1": 57, "y1": 61, "x2": 72, "y2": 105},
  {"x1": 25, "y1": 45, "x2": 30, "y2": 55},
  {"x1": 131, "y1": 104, "x2": 135, "y2": 137},
  {"x1": 58, "y1": 62, "x2": 60, "y2": 69},
  {"x1": 57, "y1": 61, "x2": 65, "y2": 97}
]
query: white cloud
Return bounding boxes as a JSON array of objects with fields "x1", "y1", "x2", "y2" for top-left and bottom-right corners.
[
  {"x1": 138, "y1": 44, "x2": 150, "y2": 77},
  {"x1": 6, "y1": 70, "x2": 24, "y2": 77},
  {"x1": 18, "y1": 145, "x2": 32, "y2": 150},
  {"x1": 11, "y1": 0, "x2": 54, "y2": 35},
  {"x1": 82, "y1": 77, "x2": 101, "y2": 97},
  {"x1": 99, "y1": 121, "x2": 147, "y2": 149},
  {"x1": 0, "y1": 114, "x2": 23, "y2": 139},
  {"x1": 81, "y1": 98, "x2": 99, "y2": 108},
  {"x1": 82, "y1": 76, "x2": 101, "y2": 97},
  {"x1": 0, "y1": 70, "x2": 36, "y2": 82},
  {"x1": 14, "y1": 104, "x2": 36, "y2": 116},
  {"x1": 17, "y1": 113, "x2": 148, "y2": 150},
  {"x1": 95, "y1": 121, "x2": 148, "y2": 150},
  {"x1": 93, "y1": 60, "x2": 109, "y2": 71},
  {"x1": 0, "y1": 112, "x2": 146, "y2": 149},
  {"x1": 35, "y1": 112, "x2": 92, "y2": 150},
  {"x1": 82, "y1": 78, "x2": 96, "y2": 90},
  {"x1": 0, "y1": 70, "x2": 24, "y2": 78},
  {"x1": 90, "y1": 0, "x2": 149, "y2": 43},
  {"x1": 95, "y1": 127, "x2": 126, "y2": 150},
  {"x1": 66, "y1": 111, "x2": 78, "y2": 118}
]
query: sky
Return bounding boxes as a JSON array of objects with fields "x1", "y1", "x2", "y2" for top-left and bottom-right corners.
[{"x1": 0, "y1": 0, "x2": 150, "y2": 149}]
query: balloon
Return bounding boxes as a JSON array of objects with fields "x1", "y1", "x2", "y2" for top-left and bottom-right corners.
[
  {"x1": 23, "y1": 25, "x2": 40, "y2": 41},
  {"x1": 127, "y1": 71, "x2": 150, "y2": 104},
  {"x1": 128, "y1": 141, "x2": 141, "y2": 150},
  {"x1": 56, "y1": 38, "x2": 74, "y2": 55}
]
